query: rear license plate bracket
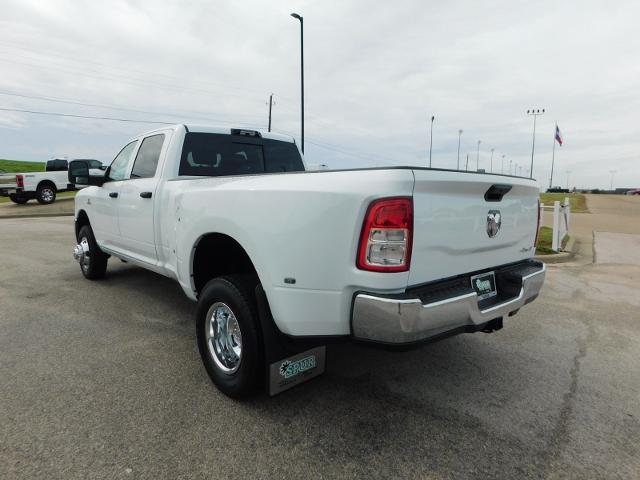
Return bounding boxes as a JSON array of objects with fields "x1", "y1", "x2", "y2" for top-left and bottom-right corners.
[{"x1": 470, "y1": 271, "x2": 497, "y2": 300}]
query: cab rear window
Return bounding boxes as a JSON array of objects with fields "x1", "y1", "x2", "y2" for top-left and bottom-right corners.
[{"x1": 179, "y1": 133, "x2": 303, "y2": 177}]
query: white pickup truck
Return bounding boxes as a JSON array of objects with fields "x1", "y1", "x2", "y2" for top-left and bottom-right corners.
[
  {"x1": 0, "y1": 159, "x2": 103, "y2": 204},
  {"x1": 70, "y1": 124, "x2": 545, "y2": 398}
]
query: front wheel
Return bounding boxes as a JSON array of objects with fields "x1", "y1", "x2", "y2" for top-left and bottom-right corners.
[
  {"x1": 196, "y1": 275, "x2": 263, "y2": 398},
  {"x1": 75, "y1": 225, "x2": 108, "y2": 280}
]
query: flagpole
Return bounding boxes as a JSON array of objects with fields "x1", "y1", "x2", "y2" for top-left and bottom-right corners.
[{"x1": 549, "y1": 123, "x2": 557, "y2": 189}]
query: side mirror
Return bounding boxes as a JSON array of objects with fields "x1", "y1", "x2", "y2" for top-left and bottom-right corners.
[{"x1": 69, "y1": 160, "x2": 105, "y2": 186}]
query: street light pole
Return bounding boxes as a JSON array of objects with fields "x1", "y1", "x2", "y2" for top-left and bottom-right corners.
[
  {"x1": 291, "y1": 13, "x2": 304, "y2": 154},
  {"x1": 501, "y1": 154, "x2": 505, "y2": 174},
  {"x1": 428, "y1": 115, "x2": 435, "y2": 167},
  {"x1": 490, "y1": 148, "x2": 494, "y2": 173},
  {"x1": 457, "y1": 129, "x2": 462, "y2": 170},
  {"x1": 509, "y1": 159, "x2": 513, "y2": 175},
  {"x1": 476, "y1": 140, "x2": 481, "y2": 171},
  {"x1": 527, "y1": 108, "x2": 545, "y2": 179}
]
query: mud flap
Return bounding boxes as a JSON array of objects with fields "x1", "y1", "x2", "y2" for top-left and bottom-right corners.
[
  {"x1": 255, "y1": 285, "x2": 327, "y2": 396},
  {"x1": 269, "y1": 346, "x2": 326, "y2": 396}
]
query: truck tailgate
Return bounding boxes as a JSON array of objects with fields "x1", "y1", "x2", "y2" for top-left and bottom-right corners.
[{"x1": 408, "y1": 170, "x2": 539, "y2": 287}]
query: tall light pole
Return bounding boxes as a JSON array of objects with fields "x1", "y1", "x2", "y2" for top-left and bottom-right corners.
[
  {"x1": 501, "y1": 154, "x2": 505, "y2": 174},
  {"x1": 428, "y1": 115, "x2": 435, "y2": 167},
  {"x1": 565, "y1": 170, "x2": 571, "y2": 190},
  {"x1": 527, "y1": 108, "x2": 545, "y2": 179},
  {"x1": 476, "y1": 140, "x2": 481, "y2": 171},
  {"x1": 509, "y1": 159, "x2": 513, "y2": 175},
  {"x1": 457, "y1": 129, "x2": 463, "y2": 170},
  {"x1": 609, "y1": 170, "x2": 617, "y2": 191},
  {"x1": 291, "y1": 13, "x2": 304, "y2": 153},
  {"x1": 490, "y1": 148, "x2": 495, "y2": 173}
]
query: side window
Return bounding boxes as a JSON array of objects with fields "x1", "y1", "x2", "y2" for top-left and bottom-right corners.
[
  {"x1": 179, "y1": 133, "x2": 265, "y2": 177},
  {"x1": 108, "y1": 140, "x2": 138, "y2": 181},
  {"x1": 263, "y1": 139, "x2": 304, "y2": 173},
  {"x1": 130, "y1": 134, "x2": 165, "y2": 179},
  {"x1": 46, "y1": 160, "x2": 67, "y2": 171}
]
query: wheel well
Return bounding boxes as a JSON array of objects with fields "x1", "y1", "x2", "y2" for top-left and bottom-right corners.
[
  {"x1": 37, "y1": 180, "x2": 56, "y2": 192},
  {"x1": 75, "y1": 210, "x2": 90, "y2": 239},
  {"x1": 192, "y1": 233, "x2": 258, "y2": 296}
]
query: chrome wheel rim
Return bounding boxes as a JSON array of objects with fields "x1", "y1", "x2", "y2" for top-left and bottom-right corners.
[
  {"x1": 41, "y1": 188, "x2": 54, "y2": 202},
  {"x1": 79, "y1": 237, "x2": 90, "y2": 272},
  {"x1": 205, "y1": 302, "x2": 242, "y2": 374}
]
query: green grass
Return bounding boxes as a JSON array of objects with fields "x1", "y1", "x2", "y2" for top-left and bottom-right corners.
[
  {"x1": 539, "y1": 193, "x2": 588, "y2": 213},
  {"x1": 0, "y1": 159, "x2": 45, "y2": 173},
  {"x1": 536, "y1": 226, "x2": 569, "y2": 255}
]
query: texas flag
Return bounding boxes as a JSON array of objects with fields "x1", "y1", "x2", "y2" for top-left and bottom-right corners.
[{"x1": 555, "y1": 125, "x2": 563, "y2": 146}]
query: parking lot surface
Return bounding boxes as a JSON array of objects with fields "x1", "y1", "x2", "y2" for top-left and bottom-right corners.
[
  {"x1": 1, "y1": 215, "x2": 639, "y2": 479},
  {"x1": 0, "y1": 196, "x2": 74, "y2": 219}
]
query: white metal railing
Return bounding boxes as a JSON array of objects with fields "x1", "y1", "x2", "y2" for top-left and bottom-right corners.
[{"x1": 539, "y1": 197, "x2": 571, "y2": 252}]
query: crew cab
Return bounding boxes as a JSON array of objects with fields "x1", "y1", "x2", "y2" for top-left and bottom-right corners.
[
  {"x1": 70, "y1": 124, "x2": 545, "y2": 398},
  {"x1": 0, "y1": 159, "x2": 103, "y2": 205}
]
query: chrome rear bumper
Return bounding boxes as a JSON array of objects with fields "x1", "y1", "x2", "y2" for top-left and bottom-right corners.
[{"x1": 352, "y1": 261, "x2": 546, "y2": 345}]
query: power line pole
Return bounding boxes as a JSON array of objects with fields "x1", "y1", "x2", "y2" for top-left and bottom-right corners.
[
  {"x1": 527, "y1": 108, "x2": 545, "y2": 179},
  {"x1": 457, "y1": 129, "x2": 463, "y2": 170},
  {"x1": 267, "y1": 93, "x2": 274, "y2": 132},
  {"x1": 429, "y1": 115, "x2": 435, "y2": 167}
]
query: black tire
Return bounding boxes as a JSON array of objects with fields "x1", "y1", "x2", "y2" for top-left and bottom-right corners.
[
  {"x1": 36, "y1": 183, "x2": 56, "y2": 204},
  {"x1": 196, "y1": 275, "x2": 263, "y2": 398},
  {"x1": 9, "y1": 194, "x2": 29, "y2": 204},
  {"x1": 77, "y1": 225, "x2": 108, "y2": 280}
]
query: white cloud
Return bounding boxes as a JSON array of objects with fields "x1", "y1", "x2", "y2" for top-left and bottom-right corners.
[{"x1": 0, "y1": 0, "x2": 638, "y2": 189}]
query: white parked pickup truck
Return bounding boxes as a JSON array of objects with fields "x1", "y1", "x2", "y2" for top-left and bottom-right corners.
[
  {"x1": 0, "y1": 159, "x2": 103, "y2": 204},
  {"x1": 70, "y1": 124, "x2": 545, "y2": 398}
]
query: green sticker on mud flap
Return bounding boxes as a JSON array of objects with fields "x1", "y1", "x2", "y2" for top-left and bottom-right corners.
[{"x1": 269, "y1": 346, "x2": 326, "y2": 396}]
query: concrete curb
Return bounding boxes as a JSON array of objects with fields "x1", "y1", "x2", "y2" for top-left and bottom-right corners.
[{"x1": 535, "y1": 236, "x2": 575, "y2": 264}]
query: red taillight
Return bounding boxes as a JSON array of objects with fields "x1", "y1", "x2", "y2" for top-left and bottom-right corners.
[
  {"x1": 534, "y1": 199, "x2": 541, "y2": 246},
  {"x1": 16, "y1": 174, "x2": 24, "y2": 188},
  {"x1": 357, "y1": 197, "x2": 413, "y2": 272}
]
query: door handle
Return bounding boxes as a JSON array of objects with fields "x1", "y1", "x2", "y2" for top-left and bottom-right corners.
[
  {"x1": 140, "y1": 192, "x2": 152, "y2": 199},
  {"x1": 109, "y1": 192, "x2": 118, "y2": 198}
]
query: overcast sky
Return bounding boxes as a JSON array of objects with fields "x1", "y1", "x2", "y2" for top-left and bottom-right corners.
[{"x1": 1, "y1": 0, "x2": 638, "y2": 189}]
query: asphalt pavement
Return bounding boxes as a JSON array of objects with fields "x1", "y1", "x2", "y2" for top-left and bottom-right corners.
[{"x1": 1, "y1": 211, "x2": 639, "y2": 479}]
